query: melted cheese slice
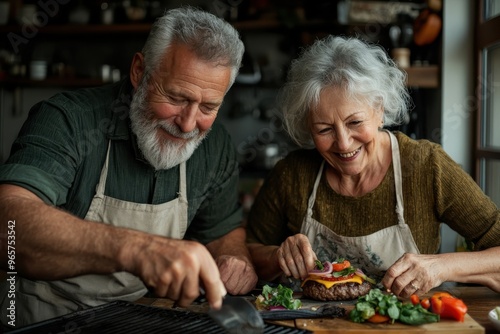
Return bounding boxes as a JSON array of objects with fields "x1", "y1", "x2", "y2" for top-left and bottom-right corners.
[{"x1": 301, "y1": 274, "x2": 364, "y2": 289}]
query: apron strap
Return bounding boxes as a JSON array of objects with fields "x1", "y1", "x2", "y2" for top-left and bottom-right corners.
[
  {"x1": 95, "y1": 141, "x2": 112, "y2": 197},
  {"x1": 178, "y1": 161, "x2": 188, "y2": 204},
  {"x1": 306, "y1": 160, "x2": 325, "y2": 218},
  {"x1": 387, "y1": 131, "x2": 405, "y2": 225}
]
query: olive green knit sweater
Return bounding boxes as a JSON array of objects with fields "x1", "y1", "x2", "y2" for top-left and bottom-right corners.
[{"x1": 246, "y1": 132, "x2": 500, "y2": 254}]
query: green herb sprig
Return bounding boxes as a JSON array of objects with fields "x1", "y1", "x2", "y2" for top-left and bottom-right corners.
[
  {"x1": 258, "y1": 284, "x2": 302, "y2": 310},
  {"x1": 349, "y1": 288, "x2": 439, "y2": 326}
]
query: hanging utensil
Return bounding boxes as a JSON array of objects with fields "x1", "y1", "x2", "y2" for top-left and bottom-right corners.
[{"x1": 389, "y1": 25, "x2": 401, "y2": 48}]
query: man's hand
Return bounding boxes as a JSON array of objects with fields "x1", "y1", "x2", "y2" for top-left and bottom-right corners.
[
  {"x1": 216, "y1": 255, "x2": 258, "y2": 295},
  {"x1": 206, "y1": 227, "x2": 257, "y2": 295},
  {"x1": 125, "y1": 237, "x2": 226, "y2": 310},
  {"x1": 0, "y1": 184, "x2": 227, "y2": 310}
]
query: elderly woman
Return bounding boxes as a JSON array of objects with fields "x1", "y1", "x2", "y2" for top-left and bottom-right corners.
[{"x1": 246, "y1": 36, "x2": 500, "y2": 298}]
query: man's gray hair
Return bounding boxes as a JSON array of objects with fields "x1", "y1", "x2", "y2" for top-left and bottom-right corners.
[{"x1": 141, "y1": 6, "x2": 244, "y2": 88}]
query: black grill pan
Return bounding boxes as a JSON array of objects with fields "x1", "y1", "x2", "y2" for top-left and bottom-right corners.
[{"x1": 5, "y1": 301, "x2": 312, "y2": 334}]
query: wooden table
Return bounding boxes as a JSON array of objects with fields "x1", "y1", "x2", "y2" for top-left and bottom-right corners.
[
  {"x1": 137, "y1": 286, "x2": 500, "y2": 333},
  {"x1": 451, "y1": 286, "x2": 499, "y2": 334}
]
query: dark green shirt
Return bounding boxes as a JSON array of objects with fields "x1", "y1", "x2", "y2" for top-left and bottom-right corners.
[{"x1": 0, "y1": 78, "x2": 242, "y2": 244}]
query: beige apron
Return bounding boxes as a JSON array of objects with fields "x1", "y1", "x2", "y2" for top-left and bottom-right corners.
[
  {"x1": 300, "y1": 131, "x2": 420, "y2": 280},
  {"x1": 5, "y1": 142, "x2": 189, "y2": 327}
]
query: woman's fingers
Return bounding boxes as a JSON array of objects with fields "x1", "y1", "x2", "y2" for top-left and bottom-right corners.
[
  {"x1": 278, "y1": 234, "x2": 316, "y2": 279},
  {"x1": 382, "y1": 253, "x2": 442, "y2": 298}
]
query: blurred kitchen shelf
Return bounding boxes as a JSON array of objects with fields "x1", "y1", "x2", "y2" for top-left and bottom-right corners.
[
  {"x1": 0, "y1": 15, "x2": 439, "y2": 90},
  {"x1": 0, "y1": 21, "x2": 284, "y2": 35},
  {"x1": 0, "y1": 23, "x2": 152, "y2": 35},
  {"x1": 233, "y1": 18, "x2": 356, "y2": 31},
  {"x1": 404, "y1": 65, "x2": 439, "y2": 88},
  {"x1": 0, "y1": 77, "x2": 106, "y2": 88},
  {"x1": 0, "y1": 20, "x2": 354, "y2": 34},
  {"x1": 0, "y1": 66, "x2": 438, "y2": 89}
]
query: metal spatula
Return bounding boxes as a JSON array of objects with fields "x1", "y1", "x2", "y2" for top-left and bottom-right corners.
[{"x1": 208, "y1": 295, "x2": 265, "y2": 334}]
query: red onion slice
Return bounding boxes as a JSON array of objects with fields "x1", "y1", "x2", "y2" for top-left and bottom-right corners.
[
  {"x1": 355, "y1": 268, "x2": 377, "y2": 284},
  {"x1": 308, "y1": 261, "x2": 333, "y2": 277},
  {"x1": 355, "y1": 268, "x2": 365, "y2": 276}
]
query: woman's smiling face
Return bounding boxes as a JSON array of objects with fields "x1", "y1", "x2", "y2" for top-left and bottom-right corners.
[{"x1": 309, "y1": 86, "x2": 384, "y2": 177}]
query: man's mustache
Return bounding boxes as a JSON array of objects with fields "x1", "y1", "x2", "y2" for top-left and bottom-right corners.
[{"x1": 155, "y1": 121, "x2": 200, "y2": 140}]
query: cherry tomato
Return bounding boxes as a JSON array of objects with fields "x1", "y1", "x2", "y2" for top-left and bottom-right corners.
[
  {"x1": 410, "y1": 294, "x2": 420, "y2": 305},
  {"x1": 420, "y1": 297, "x2": 430, "y2": 309}
]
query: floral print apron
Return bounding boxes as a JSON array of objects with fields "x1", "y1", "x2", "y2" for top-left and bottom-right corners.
[{"x1": 300, "y1": 131, "x2": 420, "y2": 280}]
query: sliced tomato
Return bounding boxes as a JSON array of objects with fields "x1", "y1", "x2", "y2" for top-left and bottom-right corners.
[{"x1": 332, "y1": 260, "x2": 351, "y2": 272}]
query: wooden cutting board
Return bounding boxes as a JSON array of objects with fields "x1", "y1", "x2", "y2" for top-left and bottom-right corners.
[
  {"x1": 143, "y1": 292, "x2": 485, "y2": 333},
  {"x1": 287, "y1": 311, "x2": 484, "y2": 333},
  {"x1": 268, "y1": 294, "x2": 484, "y2": 333}
]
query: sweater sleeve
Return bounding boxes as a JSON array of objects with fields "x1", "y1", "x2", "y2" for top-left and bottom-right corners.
[
  {"x1": 246, "y1": 157, "x2": 292, "y2": 245},
  {"x1": 432, "y1": 145, "x2": 500, "y2": 250},
  {"x1": 246, "y1": 149, "x2": 319, "y2": 245}
]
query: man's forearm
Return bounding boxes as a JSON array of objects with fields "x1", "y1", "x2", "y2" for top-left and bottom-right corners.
[
  {"x1": 0, "y1": 185, "x2": 230, "y2": 309},
  {"x1": 0, "y1": 184, "x2": 129, "y2": 280},
  {"x1": 206, "y1": 227, "x2": 251, "y2": 261}
]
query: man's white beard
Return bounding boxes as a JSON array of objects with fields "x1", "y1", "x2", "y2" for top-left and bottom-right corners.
[{"x1": 129, "y1": 80, "x2": 209, "y2": 170}]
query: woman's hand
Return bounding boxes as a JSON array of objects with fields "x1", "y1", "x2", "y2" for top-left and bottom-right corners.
[
  {"x1": 275, "y1": 233, "x2": 317, "y2": 280},
  {"x1": 383, "y1": 249, "x2": 500, "y2": 297},
  {"x1": 381, "y1": 253, "x2": 445, "y2": 298}
]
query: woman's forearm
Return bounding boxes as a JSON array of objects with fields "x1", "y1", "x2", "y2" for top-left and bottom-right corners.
[
  {"x1": 247, "y1": 243, "x2": 282, "y2": 282},
  {"x1": 444, "y1": 247, "x2": 500, "y2": 292}
]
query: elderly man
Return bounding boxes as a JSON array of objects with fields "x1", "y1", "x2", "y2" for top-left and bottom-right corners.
[{"x1": 0, "y1": 6, "x2": 257, "y2": 327}]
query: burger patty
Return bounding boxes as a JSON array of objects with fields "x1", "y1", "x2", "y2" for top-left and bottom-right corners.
[{"x1": 302, "y1": 280, "x2": 372, "y2": 301}]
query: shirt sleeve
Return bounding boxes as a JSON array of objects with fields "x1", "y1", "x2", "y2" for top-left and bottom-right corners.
[{"x1": 0, "y1": 99, "x2": 85, "y2": 205}]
